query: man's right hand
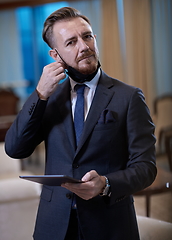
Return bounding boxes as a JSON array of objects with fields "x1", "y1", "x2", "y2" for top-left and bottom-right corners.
[{"x1": 36, "y1": 62, "x2": 66, "y2": 100}]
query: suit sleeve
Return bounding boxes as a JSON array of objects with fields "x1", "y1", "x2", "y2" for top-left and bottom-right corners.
[
  {"x1": 106, "y1": 88, "x2": 157, "y2": 205},
  {"x1": 5, "y1": 90, "x2": 48, "y2": 159}
]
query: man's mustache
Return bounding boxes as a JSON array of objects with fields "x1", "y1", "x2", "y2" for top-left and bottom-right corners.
[
  {"x1": 77, "y1": 51, "x2": 95, "y2": 63},
  {"x1": 55, "y1": 48, "x2": 95, "y2": 66}
]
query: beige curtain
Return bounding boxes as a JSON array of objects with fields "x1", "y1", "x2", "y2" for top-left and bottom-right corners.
[
  {"x1": 102, "y1": 0, "x2": 155, "y2": 113},
  {"x1": 101, "y1": 0, "x2": 124, "y2": 82}
]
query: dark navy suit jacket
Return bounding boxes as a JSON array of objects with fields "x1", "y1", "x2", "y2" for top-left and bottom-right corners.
[{"x1": 5, "y1": 70, "x2": 157, "y2": 240}]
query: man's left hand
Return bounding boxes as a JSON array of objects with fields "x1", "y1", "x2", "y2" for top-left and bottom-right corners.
[{"x1": 61, "y1": 170, "x2": 106, "y2": 200}]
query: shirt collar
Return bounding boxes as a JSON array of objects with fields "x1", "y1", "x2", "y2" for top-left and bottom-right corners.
[{"x1": 70, "y1": 68, "x2": 101, "y2": 92}]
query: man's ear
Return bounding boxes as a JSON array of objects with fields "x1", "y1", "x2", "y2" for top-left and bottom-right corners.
[
  {"x1": 49, "y1": 49, "x2": 58, "y2": 61},
  {"x1": 49, "y1": 49, "x2": 64, "y2": 64}
]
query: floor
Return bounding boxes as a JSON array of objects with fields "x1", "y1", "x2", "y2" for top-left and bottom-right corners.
[{"x1": 23, "y1": 144, "x2": 172, "y2": 224}]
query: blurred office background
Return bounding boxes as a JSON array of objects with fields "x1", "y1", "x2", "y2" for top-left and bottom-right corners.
[{"x1": 0, "y1": 0, "x2": 172, "y2": 240}]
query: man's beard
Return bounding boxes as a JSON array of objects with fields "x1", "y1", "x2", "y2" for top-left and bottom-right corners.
[
  {"x1": 66, "y1": 61, "x2": 101, "y2": 83},
  {"x1": 55, "y1": 49, "x2": 100, "y2": 83}
]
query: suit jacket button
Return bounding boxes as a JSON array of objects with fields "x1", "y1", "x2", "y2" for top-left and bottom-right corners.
[
  {"x1": 66, "y1": 193, "x2": 72, "y2": 199},
  {"x1": 73, "y1": 163, "x2": 79, "y2": 169}
]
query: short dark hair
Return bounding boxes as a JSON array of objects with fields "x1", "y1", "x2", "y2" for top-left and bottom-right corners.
[{"x1": 42, "y1": 7, "x2": 91, "y2": 49}]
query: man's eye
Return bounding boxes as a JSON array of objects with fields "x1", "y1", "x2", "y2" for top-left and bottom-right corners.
[
  {"x1": 85, "y1": 35, "x2": 93, "y2": 39},
  {"x1": 66, "y1": 39, "x2": 76, "y2": 46},
  {"x1": 67, "y1": 41, "x2": 73, "y2": 46}
]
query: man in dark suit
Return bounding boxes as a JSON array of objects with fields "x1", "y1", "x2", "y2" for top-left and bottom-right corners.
[{"x1": 5, "y1": 7, "x2": 156, "y2": 240}]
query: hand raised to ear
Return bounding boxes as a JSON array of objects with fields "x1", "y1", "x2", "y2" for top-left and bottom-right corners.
[{"x1": 36, "y1": 62, "x2": 66, "y2": 100}]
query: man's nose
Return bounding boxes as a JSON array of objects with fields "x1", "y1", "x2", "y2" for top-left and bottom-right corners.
[{"x1": 78, "y1": 38, "x2": 89, "y2": 52}]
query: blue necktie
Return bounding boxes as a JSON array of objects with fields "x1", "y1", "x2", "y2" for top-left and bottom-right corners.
[
  {"x1": 74, "y1": 84, "x2": 85, "y2": 146},
  {"x1": 72, "y1": 84, "x2": 85, "y2": 209}
]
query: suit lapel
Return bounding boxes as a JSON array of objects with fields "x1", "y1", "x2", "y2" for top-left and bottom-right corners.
[
  {"x1": 75, "y1": 71, "x2": 115, "y2": 155},
  {"x1": 57, "y1": 79, "x2": 76, "y2": 151}
]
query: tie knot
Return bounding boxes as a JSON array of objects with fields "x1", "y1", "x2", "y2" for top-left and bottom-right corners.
[{"x1": 75, "y1": 84, "x2": 86, "y2": 94}]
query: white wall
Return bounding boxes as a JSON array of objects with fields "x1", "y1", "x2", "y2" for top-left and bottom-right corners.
[{"x1": 0, "y1": 9, "x2": 27, "y2": 105}]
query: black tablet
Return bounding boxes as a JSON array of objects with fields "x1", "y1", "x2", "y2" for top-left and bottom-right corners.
[{"x1": 19, "y1": 175, "x2": 84, "y2": 186}]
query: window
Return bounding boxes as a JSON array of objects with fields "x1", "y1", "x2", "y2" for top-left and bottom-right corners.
[{"x1": 16, "y1": 2, "x2": 68, "y2": 94}]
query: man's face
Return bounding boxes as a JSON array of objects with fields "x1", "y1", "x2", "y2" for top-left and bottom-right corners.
[{"x1": 52, "y1": 17, "x2": 99, "y2": 75}]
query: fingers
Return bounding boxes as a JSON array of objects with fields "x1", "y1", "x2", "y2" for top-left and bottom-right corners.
[
  {"x1": 82, "y1": 170, "x2": 98, "y2": 182},
  {"x1": 42, "y1": 62, "x2": 66, "y2": 85},
  {"x1": 62, "y1": 182, "x2": 95, "y2": 200},
  {"x1": 61, "y1": 171, "x2": 106, "y2": 200},
  {"x1": 36, "y1": 62, "x2": 66, "y2": 99}
]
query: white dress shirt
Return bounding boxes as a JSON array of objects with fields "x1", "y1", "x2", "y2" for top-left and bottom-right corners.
[{"x1": 70, "y1": 69, "x2": 101, "y2": 120}]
